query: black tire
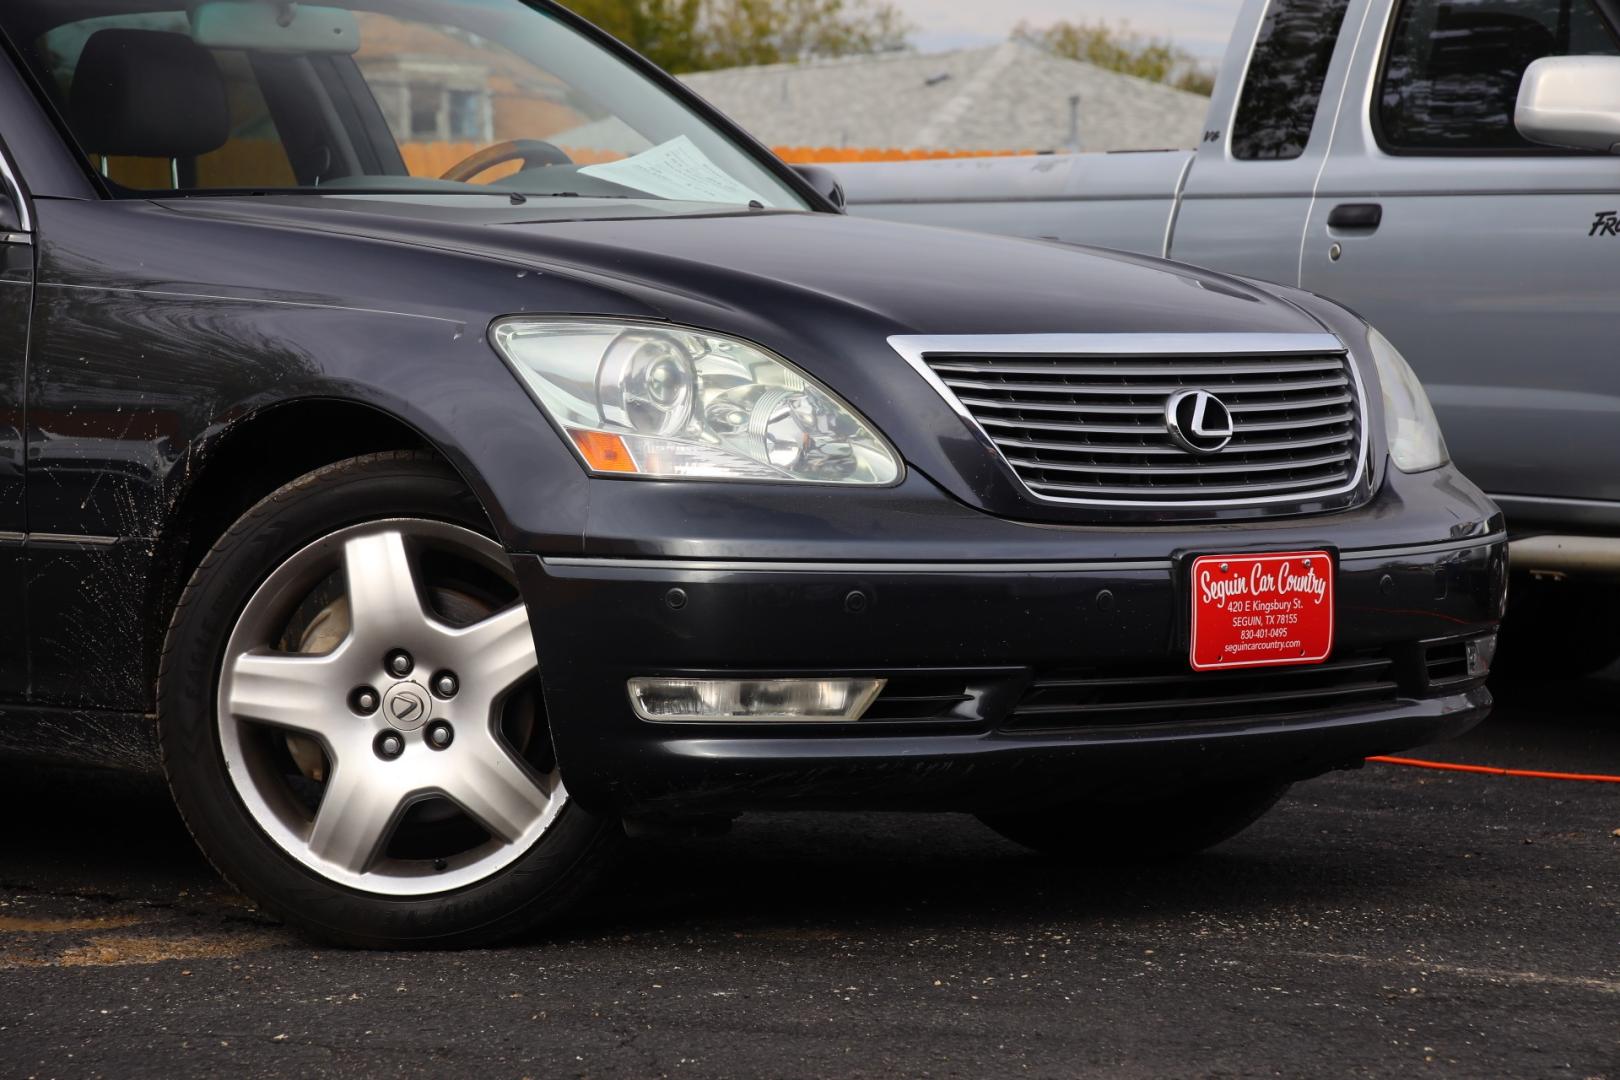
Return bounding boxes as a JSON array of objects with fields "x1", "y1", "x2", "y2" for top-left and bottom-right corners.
[
  {"x1": 977, "y1": 781, "x2": 1289, "y2": 863},
  {"x1": 158, "y1": 452, "x2": 620, "y2": 948},
  {"x1": 1493, "y1": 579, "x2": 1620, "y2": 681}
]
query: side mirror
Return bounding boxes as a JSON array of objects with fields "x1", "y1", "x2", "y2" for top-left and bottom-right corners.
[
  {"x1": 1516, "y1": 55, "x2": 1620, "y2": 153},
  {"x1": 791, "y1": 164, "x2": 847, "y2": 212}
]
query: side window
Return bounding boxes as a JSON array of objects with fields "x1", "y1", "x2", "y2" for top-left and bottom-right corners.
[
  {"x1": 1231, "y1": 0, "x2": 1354, "y2": 160},
  {"x1": 38, "y1": 13, "x2": 297, "y2": 189},
  {"x1": 1378, "y1": 0, "x2": 1620, "y2": 152}
]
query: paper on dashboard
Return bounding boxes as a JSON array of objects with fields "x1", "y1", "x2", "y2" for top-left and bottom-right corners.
[{"x1": 578, "y1": 135, "x2": 771, "y2": 206}]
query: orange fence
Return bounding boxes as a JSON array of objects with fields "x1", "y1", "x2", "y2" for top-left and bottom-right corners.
[
  {"x1": 400, "y1": 142, "x2": 1041, "y2": 175},
  {"x1": 772, "y1": 146, "x2": 1038, "y2": 163},
  {"x1": 402, "y1": 143, "x2": 1041, "y2": 172},
  {"x1": 95, "y1": 141, "x2": 1040, "y2": 190},
  {"x1": 400, "y1": 142, "x2": 628, "y2": 176}
]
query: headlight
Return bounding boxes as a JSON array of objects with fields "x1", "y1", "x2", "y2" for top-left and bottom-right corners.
[
  {"x1": 492, "y1": 319, "x2": 901, "y2": 485},
  {"x1": 1367, "y1": 327, "x2": 1448, "y2": 473}
]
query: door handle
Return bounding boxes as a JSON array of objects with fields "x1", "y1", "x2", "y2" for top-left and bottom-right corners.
[{"x1": 1327, "y1": 203, "x2": 1383, "y2": 231}]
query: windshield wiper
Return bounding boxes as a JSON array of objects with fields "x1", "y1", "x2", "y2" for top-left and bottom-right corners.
[{"x1": 501, "y1": 191, "x2": 667, "y2": 202}]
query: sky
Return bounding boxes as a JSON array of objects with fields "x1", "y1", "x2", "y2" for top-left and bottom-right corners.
[{"x1": 893, "y1": 0, "x2": 1247, "y2": 60}]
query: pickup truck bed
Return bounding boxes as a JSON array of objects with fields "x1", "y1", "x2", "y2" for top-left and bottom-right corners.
[{"x1": 839, "y1": 151, "x2": 1192, "y2": 256}]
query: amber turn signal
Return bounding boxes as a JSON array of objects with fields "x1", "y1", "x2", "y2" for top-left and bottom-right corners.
[{"x1": 569, "y1": 428, "x2": 638, "y2": 473}]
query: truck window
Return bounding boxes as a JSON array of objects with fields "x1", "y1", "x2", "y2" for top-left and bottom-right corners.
[
  {"x1": 1231, "y1": 0, "x2": 1354, "y2": 160},
  {"x1": 1377, "y1": 0, "x2": 1620, "y2": 152}
]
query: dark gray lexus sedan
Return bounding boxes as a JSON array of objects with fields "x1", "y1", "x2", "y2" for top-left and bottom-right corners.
[{"x1": 0, "y1": 0, "x2": 1504, "y2": 946}]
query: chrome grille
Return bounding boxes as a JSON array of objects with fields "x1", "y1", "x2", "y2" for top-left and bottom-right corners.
[{"x1": 894, "y1": 333, "x2": 1367, "y2": 508}]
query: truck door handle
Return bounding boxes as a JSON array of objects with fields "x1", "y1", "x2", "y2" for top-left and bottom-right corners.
[{"x1": 1327, "y1": 203, "x2": 1383, "y2": 232}]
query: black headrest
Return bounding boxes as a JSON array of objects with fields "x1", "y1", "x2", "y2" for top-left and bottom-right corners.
[{"x1": 69, "y1": 30, "x2": 230, "y2": 158}]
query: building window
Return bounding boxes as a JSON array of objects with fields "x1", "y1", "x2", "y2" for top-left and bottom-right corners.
[
  {"x1": 448, "y1": 89, "x2": 485, "y2": 141},
  {"x1": 409, "y1": 83, "x2": 441, "y2": 139}
]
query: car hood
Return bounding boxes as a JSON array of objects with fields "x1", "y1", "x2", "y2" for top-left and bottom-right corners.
[
  {"x1": 157, "y1": 197, "x2": 1344, "y2": 526},
  {"x1": 162, "y1": 197, "x2": 1328, "y2": 339},
  {"x1": 487, "y1": 211, "x2": 1326, "y2": 337}
]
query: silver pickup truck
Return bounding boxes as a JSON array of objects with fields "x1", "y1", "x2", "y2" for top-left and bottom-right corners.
[{"x1": 833, "y1": 0, "x2": 1620, "y2": 673}]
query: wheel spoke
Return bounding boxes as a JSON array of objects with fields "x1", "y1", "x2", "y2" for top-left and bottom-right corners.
[
  {"x1": 444, "y1": 604, "x2": 537, "y2": 700},
  {"x1": 307, "y1": 765, "x2": 405, "y2": 875},
  {"x1": 442, "y1": 737, "x2": 551, "y2": 843},
  {"x1": 224, "y1": 650, "x2": 347, "y2": 737},
  {"x1": 343, "y1": 531, "x2": 428, "y2": 645}
]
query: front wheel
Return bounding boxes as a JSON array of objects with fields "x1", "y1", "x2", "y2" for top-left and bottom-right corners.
[
  {"x1": 977, "y1": 781, "x2": 1289, "y2": 863},
  {"x1": 159, "y1": 453, "x2": 619, "y2": 948}
]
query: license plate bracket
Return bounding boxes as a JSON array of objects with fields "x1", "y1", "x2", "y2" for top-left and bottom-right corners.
[{"x1": 1189, "y1": 551, "x2": 1334, "y2": 672}]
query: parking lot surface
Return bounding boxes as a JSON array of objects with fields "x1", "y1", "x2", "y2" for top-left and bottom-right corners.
[{"x1": 2, "y1": 673, "x2": 1616, "y2": 1080}]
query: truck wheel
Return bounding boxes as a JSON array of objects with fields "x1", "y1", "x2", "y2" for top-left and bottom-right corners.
[
  {"x1": 1494, "y1": 580, "x2": 1620, "y2": 680},
  {"x1": 977, "y1": 781, "x2": 1289, "y2": 863},
  {"x1": 158, "y1": 452, "x2": 619, "y2": 948}
]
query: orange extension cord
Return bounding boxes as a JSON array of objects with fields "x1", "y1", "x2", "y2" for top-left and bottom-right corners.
[{"x1": 1368, "y1": 756, "x2": 1620, "y2": 784}]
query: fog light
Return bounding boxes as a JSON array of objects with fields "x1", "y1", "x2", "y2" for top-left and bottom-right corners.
[
  {"x1": 628, "y1": 677, "x2": 886, "y2": 723},
  {"x1": 1467, "y1": 633, "x2": 1498, "y2": 676}
]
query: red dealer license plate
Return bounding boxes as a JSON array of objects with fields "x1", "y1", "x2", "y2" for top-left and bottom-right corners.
[{"x1": 1190, "y1": 551, "x2": 1335, "y2": 672}]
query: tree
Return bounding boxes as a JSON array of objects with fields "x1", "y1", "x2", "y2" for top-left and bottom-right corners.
[
  {"x1": 560, "y1": 0, "x2": 705, "y2": 74},
  {"x1": 1016, "y1": 19, "x2": 1216, "y2": 97},
  {"x1": 704, "y1": 0, "x2": 909, "y2": 69},
  {"x1": 561, "y1": 0, "x2": 910, "y2": 74}
]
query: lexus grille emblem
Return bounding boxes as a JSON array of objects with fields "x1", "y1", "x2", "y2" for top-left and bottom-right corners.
[{"x1": 1165, "y1": 389, "x2": 1235, "y2": 455}]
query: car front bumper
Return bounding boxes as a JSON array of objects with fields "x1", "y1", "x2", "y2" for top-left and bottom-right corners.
[{"x1": 517, "y1": 527, "x2": 1507, "y2": 817}]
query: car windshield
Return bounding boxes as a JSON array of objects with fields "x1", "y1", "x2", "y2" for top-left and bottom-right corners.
[{"x1": 0, "y1": 0, "x2": 809, "y2": 210}]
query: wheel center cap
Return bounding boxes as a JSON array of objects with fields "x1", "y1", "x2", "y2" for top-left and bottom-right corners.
[{"x1": 382, "y1": 682, "x2": 432, "y2": 732}]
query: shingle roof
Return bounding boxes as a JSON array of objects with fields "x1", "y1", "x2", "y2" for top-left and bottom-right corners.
[{"x1": 678, "y1": 41, "x2": 1209, "y2": 153}]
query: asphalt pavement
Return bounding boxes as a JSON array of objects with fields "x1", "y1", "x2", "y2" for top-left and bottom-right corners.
[{"x1": 1, "y1": 671, "x2": 1616, "y2": 1079}]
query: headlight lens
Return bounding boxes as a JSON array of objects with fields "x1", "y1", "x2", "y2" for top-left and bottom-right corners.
[
  {"x1": 492, "y1": 319, "x2": 901, "y2": 485},
  {"x1": 1368, "y1": 326, "x2": 1448, "y2": 473}
]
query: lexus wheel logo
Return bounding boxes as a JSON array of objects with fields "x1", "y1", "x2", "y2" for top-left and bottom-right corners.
[
  {"x1": 381, "y1": 684, "x2": 430, "y2": 731},
  {"x1": 1165, "y1": 389, "x2": 1235, "y2": 455}
]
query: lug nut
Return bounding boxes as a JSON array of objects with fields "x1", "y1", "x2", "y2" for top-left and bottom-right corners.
[
  {"x1": 425, "y1": 721, "x2": 454, "y2": 750},
  {"x1": 433, "y1": 671, "x2": 459, "y2": 699},
  {"x1": 375, "y1": 732, "x2": 405, "y2": 760},
  {"x1": 351, "y1": 687, "x2": 380, "y2": 715},
  {"x1": 385, "y1": 650, "x2": 414, "y2": 677}
]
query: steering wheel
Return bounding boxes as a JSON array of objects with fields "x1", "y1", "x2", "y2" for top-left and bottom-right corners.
[{"x1": 440, "y1": 139, "x2": 574, "y2": 183}]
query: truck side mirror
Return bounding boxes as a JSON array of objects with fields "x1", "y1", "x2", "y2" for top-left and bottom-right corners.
[
  {"x1": 791, "y1": 164, "x2": 847, "y2": 213},
  {"x1": 1516, "y1": 55, "x2": 1620, "y2": 153}
]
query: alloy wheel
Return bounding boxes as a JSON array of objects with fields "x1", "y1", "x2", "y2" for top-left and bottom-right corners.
[{"x1": 216, "y1": 518, "x2": 565, "y2": 895}]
